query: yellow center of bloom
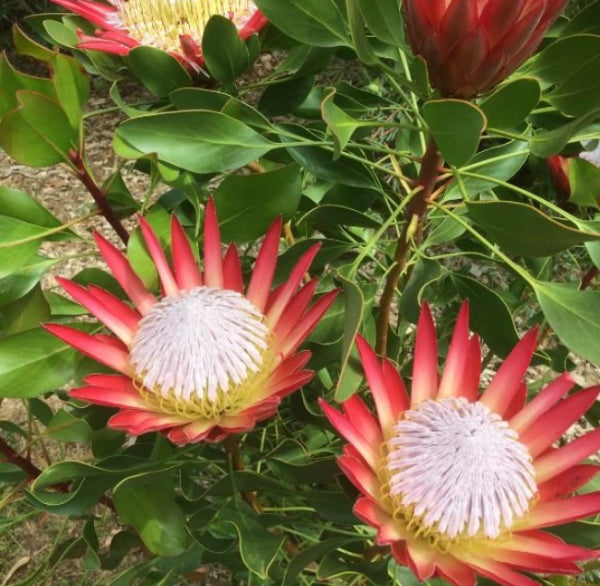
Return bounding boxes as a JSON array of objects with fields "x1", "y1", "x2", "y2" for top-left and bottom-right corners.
[
  {"x1": 109, "y1": 0, "x2": 257, "y2": 53},
  {"x1": 129, "y1": 286, "x2": 273, "y2": 420},
  {"x1": 382, "y1": 397, "x2": 537, "y2": 549}
]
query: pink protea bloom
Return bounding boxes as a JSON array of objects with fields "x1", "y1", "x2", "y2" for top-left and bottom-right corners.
[
  {"x1": 46, "y1": 200, "x2": 337, "y2": 445},
  {"x1": 49, "y1": 0, "x2": 268, "y2": 71},
  {"x1": 320, "y1": 302, "x2": 600, "y2": 586},
  {"x1": 403, "y1": 0, "x2": 570, "y2": 98}
]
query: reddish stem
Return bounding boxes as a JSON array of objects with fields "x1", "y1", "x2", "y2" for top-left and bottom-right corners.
[
  {"x1": 580, "y1": 266, "x2": 599, "y2": 290},
  {"x1": 70, "y1": 151, "x2": 129, "y2": 245},
  {"x1": 376, "y1": 138, "x2": 442, "y2": 355}
]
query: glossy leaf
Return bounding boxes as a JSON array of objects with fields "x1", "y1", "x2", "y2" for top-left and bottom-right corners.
[
  {"x1": 321, "y1": 88, "x2": 360, "y2": 158},
  {"x1": 254, "y1": 0, "x2": 350, "y2": 47},
  {"x1": 528, "y1": 35, "x2": 600, "y2": 117},
  {"x1": 480, "y1": 78, "x2": 540, "y2": 129},
  {"x1": 128, "y1": 46, "x2": 192, "y2": 97},
  {"x1": 0, "y1": 285, "x2": 50, "y2": 335},
  {"x1": 49, "y1": 53, "x2": 90, "y2": 130},
  {"x1": 534, "y1": 281, "x2": 600, "y2": 364},
  {"x1": 215, "y1": 164, "x2": 302, "y2": 242},
  {"x1": 466, "y1": 200, "x2": 600, "y2": 256},
  {"x1": 0, "y1": 325, "x2": 88, "y2": 398},
  {"x1": 202, "y1": 15, "x2": 250, "y2": 82},
  {"x1": 422, "y1": 100, "x2": 486, "y2": 167},
  {"x1": 113, "y1": 472, "x2": 189, "y2": 558},
  {"x1": 357, "y1": 0, "x2": 404, "y2": 46},
  {"x1": 0, "y1": 91, "x2": 76, "y2": 167},
  {"x1": 116, "y1": 111, "x2": 274, "y2": 173}
]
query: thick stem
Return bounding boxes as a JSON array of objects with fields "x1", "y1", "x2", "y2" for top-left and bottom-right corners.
[
  {"x1": 376, "y1": 138, "x2": 442, "y2": 355},
  {"x1": 70, "y1": 151, "x2": 130, "y2": 245}
]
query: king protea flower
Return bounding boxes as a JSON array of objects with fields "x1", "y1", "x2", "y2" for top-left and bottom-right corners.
[
  {"x1": 403, "y1": 0, "x2": 569, "y2": 98},
  {"x1": 320, "y1": 303, "x2": 600, "y2": 585},
  {"x1": 46, "y1": 200, "x2": 337, "y2": 444},
  {"x1": 49, "y1": 0, "x2": 268, "y2": 70}
]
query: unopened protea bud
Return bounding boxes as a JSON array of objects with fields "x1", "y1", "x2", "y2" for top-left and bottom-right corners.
[{"x1": 403, "y1": 0, "x2": 570, "y2": 98}]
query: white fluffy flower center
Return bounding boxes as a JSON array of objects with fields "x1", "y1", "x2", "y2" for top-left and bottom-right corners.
[
  {"x1": 130, "y1": 286, "x2": 268, "y2": 404},
  {"x1": 108, "y1": 0, "x2": 257, "y2": 53},
  {"x1": 386, "y1": 397, "x2": 536, "y2": 541}
]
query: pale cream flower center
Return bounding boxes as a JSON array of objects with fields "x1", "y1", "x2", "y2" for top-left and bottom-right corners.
[
  {"x1": 130, "y1": 286, "x2": 268, "y2": 411},
  {"x1": 386, "y1": 397, "x2": 537, "y2": 542},
  {"x1": 108, "y1": 0, "x2": 257, "y2": 53}
]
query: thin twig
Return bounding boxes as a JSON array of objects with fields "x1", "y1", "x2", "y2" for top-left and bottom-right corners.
[{"x1": 69, "y1": 150, "x2": 130, "y2": 244}]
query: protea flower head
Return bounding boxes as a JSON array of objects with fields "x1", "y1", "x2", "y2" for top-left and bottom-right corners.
[
  {"x1": 46, "y1": 200, "x2": 337, "y2": 444},
  {"x1": 320, "y1": 303, "x2": 600, "y2": 585},
  {"x1": 49, "y1": 0, "x2": 267, "y2": 71},
  {"x1": 403, "y1": 0, "x2": 570, "y2": 98}
]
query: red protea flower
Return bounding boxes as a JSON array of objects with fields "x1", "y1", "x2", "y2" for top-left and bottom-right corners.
[
  {"x1": 403, "y1": 0, "x2": 570, "y2": 98},
  {"x1": 46, "y1": 200, "x2": 337, "y2": 445},
  {"x1": 320, "y1": 303, "x2": 600, "y2": 586},
  {"x1": 49, "y1": 0, "x2": 268, "y2": 71}
]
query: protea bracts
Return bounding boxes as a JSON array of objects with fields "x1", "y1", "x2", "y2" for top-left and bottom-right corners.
[
  {"x1": 46, "y1": 200, "x2": 337, "y2": 445},
  {"x1": 48, "y1": 0, "x2": 268, "y2": 71},
  {"x1": 403, "y1": 0, "x2": 570, "y2": 98},
  {"x1": 321, "y1": 302, "x2": 600, "y2": 585}
]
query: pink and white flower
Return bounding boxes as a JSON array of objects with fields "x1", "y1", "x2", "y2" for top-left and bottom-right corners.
[
  {"x1": 49, "y1": 0, "x2": 268, "y2": 71},
  {"x1": 47, "y1": 200, "x2": 337, "y2": 444},
  {"x1": 321, "y1": 303, "x2": 600, "y2": 586}
]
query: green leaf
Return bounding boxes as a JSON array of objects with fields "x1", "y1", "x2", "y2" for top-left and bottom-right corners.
[
  {"x1": 0, "y1": 91, "x2": 76, "y2": 167},
  {"x1": 357, "y1": 0, "x2": 404, "y2": 46},
  {"x1": 528, "y1": 35, "x2": 600, "y2": 117},
  {"x1": 0, "y1": 325, "x2": 87, "y2": 398},
  {"x1": 568, "y1": 157, "x2": 600, "y2": 207},
  {"x1": 128, "y1": 46, "x2": 192, "y2": 98},
  {"x1": 399, "y1": 259, "x2": 444, "y2": 323},
  {"x1": 202, "y1": 15, "x2": 250, "y2": 83},
  {"x1": 116, "y1": 111, "x2": 274, "y2": 174},
  {"x1": 254, "y1": 0, "x2": 349, "y2": 47},
  {"x1": 346, "y1": 0, "x2": 379, "y2": 65},
  {"x1": 0, "y1": 187, "x2": 63, "y2": 229},
  {"x1": 13, "y1": 24, "x2": 54, "y2": 62},
  {"x1": 480, "y1": 78, "x2": 540, "y2": 129},
  {"x1": 0, "y1": 53, "x2": 56, "y2": 115},
  {"x1": 335, "y1": 265, "x2": 365, "y2": 401},
  {"x1": 0, "y1": 244, "x2": 57, "y2": 307},
  {"x1": 259, "y1": 76, "x2": 315, "y2": 117},
  {"x1": 451, "y1": 274, "x2": 519, "y2": 357},
  {"x1": 113, "y1": 472, "x2": 189, "y2": 558},
  {"x1": 321, "y1": 88, "x2": 360, "y2": 158},
  {"x1": 529, "y1": 107, "x2": 600, "y2": 157},
  {"x1": 46, "y1": 409, "x2": 95, "y2": 442},
  {"x1": 563, "y1": 1, "x2": 600, "y2": 36},
  {"x1": 445, "y1": 140, "x2": 529, "y2": 200},
  {"x1": 282, "y1": 538, "x2": 354, "y2": 586},
  {"x1": 214, "y1": 164, "x2": 302, "y2": 242},
  {"x1": 422, "y1": 100, "x2": 486, "y2": 167},
  {"x1": 299, "y1": 203, "x2": 380, "y2": 232},
  {"x1": 0, "y1": 285, "x2": 50, "y2": 335},
  {"x1": 217, "y1": 506, "x2": 285, "y2": 579},
  {"x1": 287, "y1": 142, "x2": 375, "y2": 188},
  {"x1": 49, "y1": 53, "x2": 90, "y2": 131},
  {"x1": 466, "y1": 200, "x2": 600, "y2": 256},
  {"x1": 534, "y1": 281, "x2": 600, "y2": 364}
]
